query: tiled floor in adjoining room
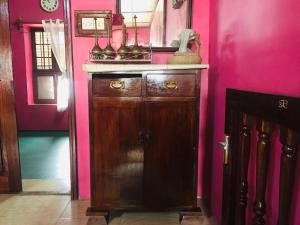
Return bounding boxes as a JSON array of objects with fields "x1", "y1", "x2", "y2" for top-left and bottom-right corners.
[
  {"x1": 0, "y1": 195, "x2": 217, "y2": 225},
  {"x1": 18, "y1": 131, "x2": 70, "y2": 193}
]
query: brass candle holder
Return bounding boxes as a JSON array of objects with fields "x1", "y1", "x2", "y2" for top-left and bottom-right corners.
[
  {"x1": 117, "y1": 15, "x2": 131, "y2": 59},
  {"x1": 91, "y1": 18, "x2": 103, "y2": 59},
  {"x1": 103, "y1": 14, "x2": 116, "y2": 59},
  {"x1": 131, "y1": 15, "x2": 143, "y2": 59}
]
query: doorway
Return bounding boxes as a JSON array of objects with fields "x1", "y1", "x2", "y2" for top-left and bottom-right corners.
[{"x1": 7, "y1": 0, "x2": 77, "y2": 197}]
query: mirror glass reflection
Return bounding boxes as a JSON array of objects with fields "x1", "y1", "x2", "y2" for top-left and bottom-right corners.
[{"x1": 119, "y1": 0, "x2": 189, "y2": 48}]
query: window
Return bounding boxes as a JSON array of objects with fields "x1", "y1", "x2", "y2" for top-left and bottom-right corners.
[
  {"x1": 30, "y1": 28, "x2": 61, "y2": 104},
  {"x1": 120, "y1": 0, "x2": 163, "y2": 27}
]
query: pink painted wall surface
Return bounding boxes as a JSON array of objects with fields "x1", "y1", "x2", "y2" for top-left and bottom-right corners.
[
  {"x1": 208, "y1": 0, "x2": 300, "y2": 224},
  {"x1": 71, "y1": 0, "x2": 210, "y2": 199},
  {"x1": 9, "y1": 0, "x2": 68, "y2": 130}
]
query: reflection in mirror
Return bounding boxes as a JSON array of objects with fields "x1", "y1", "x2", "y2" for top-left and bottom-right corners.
[{"x1": 118, "y1": 0, "x2": 190, "y2": 49}]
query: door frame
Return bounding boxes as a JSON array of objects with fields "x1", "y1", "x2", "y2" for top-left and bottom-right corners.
[{"x1": 64, "y1": 0, "x2": 78, "y2": 200}]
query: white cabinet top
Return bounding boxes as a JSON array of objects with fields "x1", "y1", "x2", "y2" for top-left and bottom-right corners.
[{"x1": 83, "y1": 64, "x2": 209, "y2": 73}]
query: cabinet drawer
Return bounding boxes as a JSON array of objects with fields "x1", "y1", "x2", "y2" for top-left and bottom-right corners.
[
  {"x1": 93, "y1": 77, "x2": 142, "y2": 97},
  {"x1": 146, "y1": 74, "x2": 196, "y2": 97}
]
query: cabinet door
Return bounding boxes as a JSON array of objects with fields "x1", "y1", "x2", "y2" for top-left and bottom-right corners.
[
  {"x1": 143, "y1": 101, "x2": 197, "y2": 209},
  {"x1": 91, "y1": 98, "x2": 143, "y2": 210}
]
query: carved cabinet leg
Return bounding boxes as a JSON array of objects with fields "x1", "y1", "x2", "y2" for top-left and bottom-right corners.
[
  {"x1": 238, "y1": 113, "x2": 253, "y2": 225},
  {"x1": 253, "y1": 120, "x2": 272, "y2": 225},
  {"x1": 86, "y1": 209, "x2": 109, "y2": 225},
  {"x1": 277, "y1": 128, "x2": 300, "y2": 225}
]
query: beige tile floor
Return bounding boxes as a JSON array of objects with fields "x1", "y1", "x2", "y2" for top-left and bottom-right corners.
[
  {"x1": 0, "y1": 195, "x2": 216, "y2": 225},
  {"x1": 22, "y1": 179, "x2": 70, "y2": 193}
]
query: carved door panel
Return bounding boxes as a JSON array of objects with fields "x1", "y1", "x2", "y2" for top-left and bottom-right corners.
[
  {"x1": 143, "y1": 100, "x2": 197, "y2": 209},
  {"x1": 91, "y1": 98, "x2": 143, "y2": 210}
]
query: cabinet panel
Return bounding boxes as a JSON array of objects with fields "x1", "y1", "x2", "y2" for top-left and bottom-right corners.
[
  {"x1": 146, "y1": 74, "x2": 196, "y2": 97},
  {"x1": 143, "y1": 101, "x2": 197, "y2": 208},
  {"x1": 91, "y1": 99, "x2": 143, "y2": 209}
]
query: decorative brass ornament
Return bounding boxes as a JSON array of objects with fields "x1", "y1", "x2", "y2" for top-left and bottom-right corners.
[
  {"x1": 103, "y1": 15, "x2": 116, "y2": 59},
  {"x1": 131, "y1": 15, "x2": 143, "y2": 59},
  {"x1": 278, "y1": 99, "x2": 288, "y2": 109},
  {"x1": 117, "y1": 16, "x2": 131, "y2": 59},
  {"x1": 91, "y1": 18, "x2": 103, "y2": 59}
]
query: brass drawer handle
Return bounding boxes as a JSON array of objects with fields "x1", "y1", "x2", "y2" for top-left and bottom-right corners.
[
  {"x1": 164, "y1": 81, "x2": 178, "y2": 90},
  {"x1": 110, "y1": 80, "x2": 125, "y2": 89}
]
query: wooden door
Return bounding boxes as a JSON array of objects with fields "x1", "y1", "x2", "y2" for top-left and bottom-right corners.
[
  {"x1": 0, "y1": 0, "x2": 21, "y2": 193},
  {"x1": 221, "y1": 89, "x2": 300, "y2": 225},
  {"x1": 143, "y1": 100, "x2": 197, "y2": 209},
  {"x1": 91, "y1": 98, "x2": 143, "y2": 210}
]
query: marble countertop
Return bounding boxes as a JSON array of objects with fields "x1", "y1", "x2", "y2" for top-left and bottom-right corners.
[{"x1": 82, "y1": 63, "x2": 209, "y2": 73}]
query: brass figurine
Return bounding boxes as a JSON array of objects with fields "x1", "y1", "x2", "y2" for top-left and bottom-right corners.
[
  {"x1": 117, "y1": 15, "x2": 131, "y2": 59},
  {"x1": 91, "y1": 18, "x2": 103, "y2": 59},
  {"x1": 131, "y1": 15, "x2": 143, "y2": 59},
  {"x1": 103, "y1": 14, "x2": 116, "y2": 59}
]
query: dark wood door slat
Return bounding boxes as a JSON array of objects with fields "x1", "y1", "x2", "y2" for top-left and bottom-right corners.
[
  {"x1": 253, "y1": 120, "x2": 272, "y2": 225},
  {"x1": 237, "y1": 113, "x2": 253, "y2": 225},
  {"x1": 278, "y1": 128, "x2": 300, "y2": 225}
]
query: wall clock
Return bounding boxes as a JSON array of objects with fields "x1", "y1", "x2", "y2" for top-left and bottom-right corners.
[{"x1": 40, "y1": 0, "x2": 59, "y2": 12}]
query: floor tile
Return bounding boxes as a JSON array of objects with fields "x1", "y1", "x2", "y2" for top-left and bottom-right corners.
[
  {"x1": 0, "y1": 195, "x2": 70, "y2": 219},
  {"x1": 18, "y1": 131, "x2": 70, "y2": 180},
  {"x1": 55, "y1": 218, "x2": 89, "y2": 225},
  {"x1": 60, "y1": 200, "x2": 90, "y2": 219},
  {"x1": 0, "y1": 194, "x2": 216, "y2": 225},
  {"x1": 0, "y1": 216, "x2": 58, "y2": 225},
  {"x1": 22, "y1": 179, "x2": 70, "y2": 193}
]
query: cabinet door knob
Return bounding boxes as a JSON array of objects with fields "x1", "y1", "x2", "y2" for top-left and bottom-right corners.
[
  {"x1": 110, "y1": 80, "x2": 125, "y2": 89},
  {"x1": 144, "y1": 133, "x2": 151, "y2": 146},
  {"x1": 138, "y1": 131, "x2": 144, "y2": 145},
  {"x1": 164, "y1": 81, "x2": 178, "y2": 90}
]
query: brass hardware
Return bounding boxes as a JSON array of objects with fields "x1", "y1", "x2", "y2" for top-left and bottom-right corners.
[
  {"x1": 218, "y1": 135, "x2": 230, "y2": 165},
  {"x1": 110, "y1": 80, "x2": 125, "y2": 89},
  {"x1": 278, "y1": 99, "x2": 288, "y2": 109},
  {"x1": 164, "y1": 81, "x2": 178, "y2": 90}
]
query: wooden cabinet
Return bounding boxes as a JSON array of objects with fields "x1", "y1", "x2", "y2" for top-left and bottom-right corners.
[{"x1": 88, "y1": 70, "x2": 200, "y2": 216}]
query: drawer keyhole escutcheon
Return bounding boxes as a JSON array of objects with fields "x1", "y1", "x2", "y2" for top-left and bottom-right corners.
[
  {"x1": 164, "y1": 81, "x2": 178, "y2": 90},
  {"x1": 110, "y1": 80, "x2": 125, "y2": 89}
]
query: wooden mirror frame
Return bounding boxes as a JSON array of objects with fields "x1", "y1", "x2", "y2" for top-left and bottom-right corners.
[{"x1": 116, "y1": 0, "x2": 192, "y2": 52}]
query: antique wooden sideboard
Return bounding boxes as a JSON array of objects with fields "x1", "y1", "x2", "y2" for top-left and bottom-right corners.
[{"x1": 83, "y1": 64, "x2": 209, "y2": 223}]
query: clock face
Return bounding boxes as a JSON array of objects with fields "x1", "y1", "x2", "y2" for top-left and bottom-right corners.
[{"x1": 40, "y1": 0, "x2": 59, "y2": 12}]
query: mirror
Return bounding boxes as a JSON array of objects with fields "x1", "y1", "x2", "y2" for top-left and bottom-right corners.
[{"x1": 116, "y1": 0, "x2": 192, "y2": 52}]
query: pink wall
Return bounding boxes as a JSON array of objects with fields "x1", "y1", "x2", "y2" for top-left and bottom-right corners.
[
  {"x1": 9, "y1": 0, "x2": 68, "y2": 130},
  {"x1": 208, "y1": 0, "x2": 300, "y2": 224},
  {"x1": 71, "y1": 0, "x2": 210, "y2": 199}
]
